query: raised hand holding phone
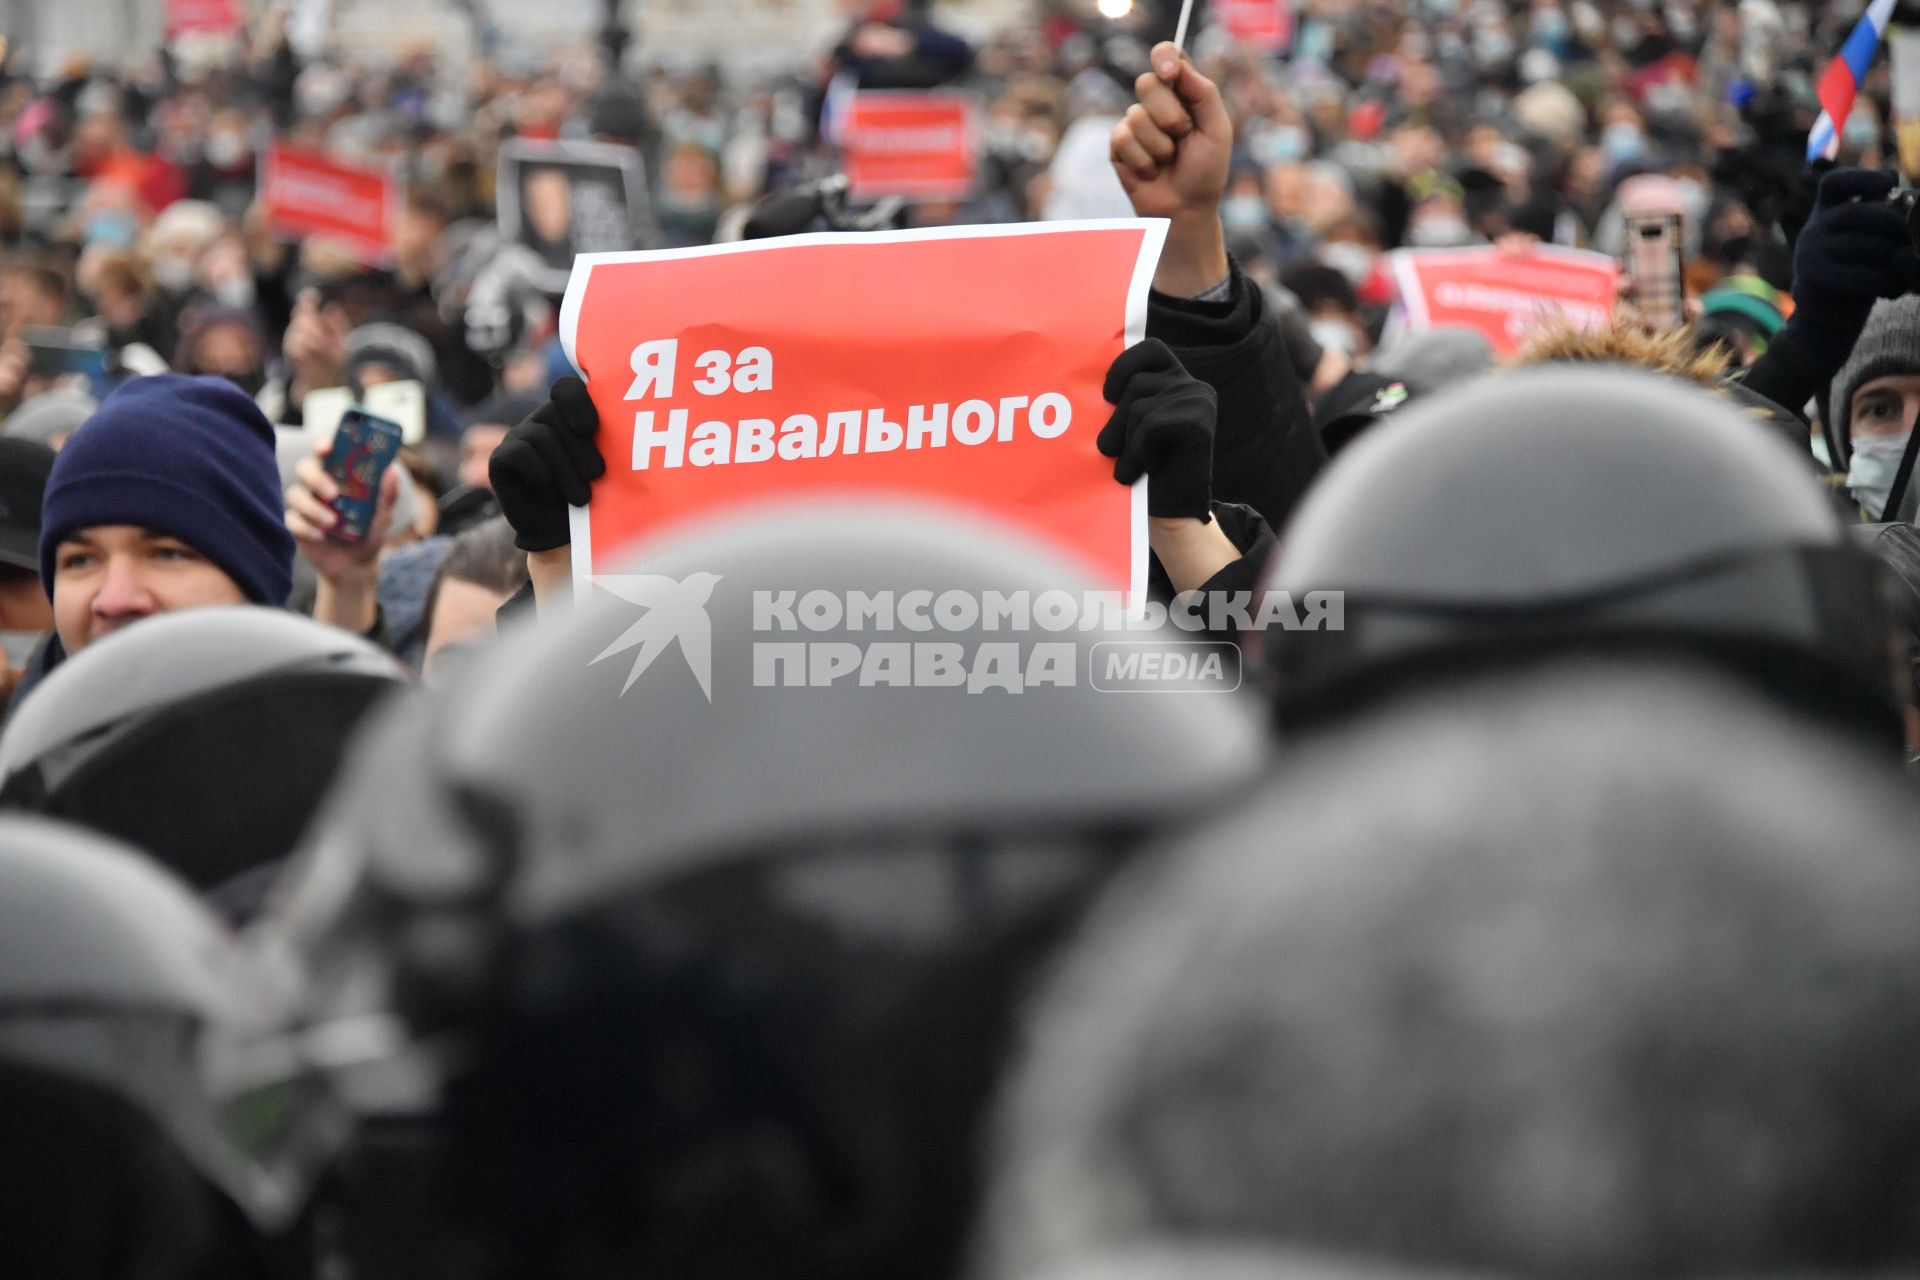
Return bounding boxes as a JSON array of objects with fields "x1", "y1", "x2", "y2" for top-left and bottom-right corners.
[
  {"x1": 285, "y1": 409, "x2": 403, "y2": 635},
  {"x1": 1624, "y1": 213, "x2": 1686, "y2": 334},
  {"x1": 318, "y1": 408, "x2": 405, "y2": 545}
]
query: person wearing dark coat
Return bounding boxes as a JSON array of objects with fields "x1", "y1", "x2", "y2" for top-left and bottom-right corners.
[
  {"x1": 1101, "y1": 39, "x2": 1325, "y2": 621},
  {"x1": 830, "y1": 0, "x2": 975, "y2": 92},
  {"x1": 1741, "y1": 168, "x2": 1920, "y2": 462}
]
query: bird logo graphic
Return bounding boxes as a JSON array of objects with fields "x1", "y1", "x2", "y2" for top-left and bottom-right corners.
[{"x1": 587, "y1": 573, "x2": 723, "y2": 699}]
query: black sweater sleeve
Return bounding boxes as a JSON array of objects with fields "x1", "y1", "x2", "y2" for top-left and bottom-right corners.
[
  {"x1": 1145, "y1": 501, "x2": 1279, "y2": 645},
  {"x1": 1738, "y1": 321, "x2": 1827, "y2": 424},
  {"x1": 497, "y1": 577, "x2": 537, "y2": 626},
  {"x1": 1147, "y1": 264, "x2": 1327, "y2": 534}
]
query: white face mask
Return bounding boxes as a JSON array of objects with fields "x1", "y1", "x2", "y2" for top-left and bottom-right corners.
[
  {"x1": 1261, "y1": 125, "x2": 1312, "y2": 165},
  {"x1": 205, "y1": 131, "x2": 249, "y2": 169},
  {"x1": 1221, "y1": 194, "x2": 1271, "y2": 236},
  {"x1": 1474, "y1": 30, "x2": 1516, "y2": 64},
  {"x1": 1846, "y1": 433, "x2": 1912, "y2": 519},
  {"x1": 1320, "y1": 242, "x2": 1375, "y2": 285},
  {"x1": 152, "y1": 255, "x2": 196, "y2": 293},
  {"x1": 212, "y1": 276, "x2": 256, "y2": 309},
  {"x1": 1409, "y1": 215, "x2": 1473, "y2": 246},
  {"x1": 1310, "y1": 319, "x2": 1357, "y2": 355}
]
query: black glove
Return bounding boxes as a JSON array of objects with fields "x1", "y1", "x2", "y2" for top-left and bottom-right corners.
[
  {"x1": 1097, "y1": 338, "x2": 1216, "y2": 521},
  {"x1": 489, "y1": 376, "x2": 607, "y2": 553},
  {"x1": 1777, "y1": 157, "x2": 1832, "y2": 251},
  {"x1": 1786, "y1": 168, "x2": 1919, "y2": 369}
]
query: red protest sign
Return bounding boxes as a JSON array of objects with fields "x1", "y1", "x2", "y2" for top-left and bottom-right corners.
[
  {"x1": 167, "y1": 0, "x2": 244, "y2": 37},
  {"x1": 841, "y1": 93, "x2": 979, "y2": 201},
  {"x1": 1219, "y1": 0, "x2": 1293, "y2": 53},
  {"x1": 1388, "y1": 245, "x2": 1618, "y2": 356},
  {"x1": 260, "y1": 143, "x2": 395, "y2": 264},
  {"x1": 559, "y1": 221, "x2": 1166, "y2": 597}
]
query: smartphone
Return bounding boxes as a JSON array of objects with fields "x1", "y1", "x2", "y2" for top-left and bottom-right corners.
[
  {"x1": 20, "y1": 325, "x2": 108, "y2": 389},
  {"x1": 1624, "y1": 212, "x2": 1685, "y2": 333},
  {"x1": 323, "y1": 407, "x2": 405, "y2": 545}
]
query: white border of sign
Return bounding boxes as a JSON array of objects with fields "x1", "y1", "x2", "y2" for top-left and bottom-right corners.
[
  {"x1": 498, "y1": 137, "x2": 656, "y2": 296},
  {"x1": 559, "y1": 217, "x2": 1168, "y2": 613}
]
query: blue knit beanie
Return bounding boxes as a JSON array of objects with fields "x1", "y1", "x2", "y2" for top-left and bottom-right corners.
[{"x1": 39, "y1": 374, "x2": 295, "y2": 606}]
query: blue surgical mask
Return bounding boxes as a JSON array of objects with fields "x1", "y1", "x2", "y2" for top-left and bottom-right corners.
[
  {"x1": 1601, "y1": 122, "x2": 1646, "y2": 162},
  {"x1": 84, "y1": 210, "x2": 137, "y2": 251},
  {"x1": 1221, "y1": 194, "x2": 1271, "y2": 236},
  {"x1": 1475, "y1": 30, "x2": 1516, "y2": 64},
  {"x1": 1844, "y1": 113, "x2": 1881, "y2": 149},
  {"x1": 1846, "y1": 433, "x2": 1911, "y2": 518},
  {"x1": 1296, "y1": 23, "x2": 1335, "y2": 62},
  {"x1": 1252, "y1": 124, "x2": 1310, "y2": 166}
]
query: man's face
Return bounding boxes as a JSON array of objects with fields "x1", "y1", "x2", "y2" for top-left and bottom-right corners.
[
  {"x1": 1851, "y1": 374, "x2": 1920, "y2": 442},
  {"x1": 0, "y1": 272, "x2": 61, "y2": 338},
  {"x1": 1264, "y1": 163, "x2": 1306, "y2": 221},
  {"x1": 460, "y1": 423, "x2": 510, "y2": 489},
  {"x1": 51, "y1": 526, "x2": 247, "y2": 655},
  {"x1": 192, "y1": 324, "x2": 261, "y2": 384},
  {"x1": 525, "y1": 169, "x2": 573, "y2": 244},
  {"x1": 393, "y1": 206, "x2": 447, "y2": 270}
]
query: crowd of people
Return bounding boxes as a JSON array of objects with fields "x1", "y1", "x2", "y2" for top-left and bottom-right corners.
[{"x1": 6, "y1": 0, "x2": 1920, "y2": 1276}]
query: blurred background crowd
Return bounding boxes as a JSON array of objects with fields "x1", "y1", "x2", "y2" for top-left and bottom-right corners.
[{"x1": 0, "y1": 0, "x2": 1894, "y2": 477}]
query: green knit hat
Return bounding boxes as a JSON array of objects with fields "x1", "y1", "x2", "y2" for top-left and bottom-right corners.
[{"x1": 1700, "y1": 276, "x2": 1785, "y2": 342}]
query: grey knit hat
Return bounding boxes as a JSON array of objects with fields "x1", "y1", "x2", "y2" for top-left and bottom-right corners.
[
  {"x1": 1372, "y1": 326, "x2": 1497, "y2": 393},
  {"x1": 344, "y1": 322, "x2": 439, "y2": 389},
  {"x1": 1829, "y1": 296, "x2": 1920, "y2": 452},
  {"x1": 1, "y1": 390, "x2": 97, "y2": 447}
]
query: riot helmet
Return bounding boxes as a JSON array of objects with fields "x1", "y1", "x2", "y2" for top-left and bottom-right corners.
[
  {"x1": 244, "y1": 502, "x2": 1268, "y2": 1280},
  {"x1": 980, "y1": 660, "x2": 1920, "y2": 1279},
  {"x1": 0, "y1": 607, "x2": 404, "y2": 915},
  {"x1": 1262, "y1": 367, "x2": 1902, "y2": 744},
  {"x1": 0, "y1": 815, "x2": 268, "y2": 1278}
]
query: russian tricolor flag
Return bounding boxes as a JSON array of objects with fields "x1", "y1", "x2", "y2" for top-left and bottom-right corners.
[{"x1": 1808, "y1": 0, "x2": 1897, "y2": 162}]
